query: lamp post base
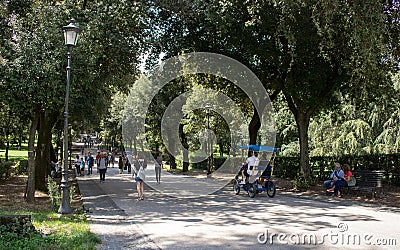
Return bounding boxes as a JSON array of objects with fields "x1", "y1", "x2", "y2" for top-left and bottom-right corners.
[{"x1": 58, "y1": 182, "x2": 72, "y2": 214}]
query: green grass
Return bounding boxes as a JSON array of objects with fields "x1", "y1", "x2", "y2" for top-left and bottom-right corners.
[
  {"x1": 0, "y1": 148, "x2": 28, "y2": 161},
  {"x1": 0, "y1": 211, "x2": 100, "y2": 250}
]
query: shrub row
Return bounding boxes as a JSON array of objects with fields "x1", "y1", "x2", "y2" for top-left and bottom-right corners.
[
  {"x1": 188, "y1": 153, "x2": 400, "y2": 184},
  {"x1": 272, "y1": 154, "x2": 400, "y2": 184}
]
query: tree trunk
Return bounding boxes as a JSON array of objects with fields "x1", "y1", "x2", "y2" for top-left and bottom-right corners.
[
  {"x1": 25, "y1": 112, "x2": 39, "y2": 203},
  {"x1": 295, "y1": 111, "x2": 311, "y2": 178},
  {"x1": 133, "y1": 138, "x2": 137, "y2": 156},
  {"x1": 35, "y1": 110, "x2": 55, "y2": 192},
  {"x1": 180, "y1": 125, "x2": 189, "y2": 172},
  {"x1": 18, "y1": 136, "x2": 22, "y2": 151},
  {"x1": 5, "y1": 134, "x2": 9, "y2": 162},
  {"x1": 248, "y1": 91, "x2": 280, "y2": 145},
  {"x1": 248, "y1": 108, "x2": 261, "y2": 145},
  {"x1": 168, "y1": 152, "x2": 176, "y2": 169}
]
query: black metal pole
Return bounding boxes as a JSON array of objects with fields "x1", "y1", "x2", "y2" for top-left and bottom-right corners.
[
  {"x1": 58, "y1": 45, "x2": 73, "y2": 214},
  {"x1": 207, "y1": 110, "x2": 211, "y2": 175}
]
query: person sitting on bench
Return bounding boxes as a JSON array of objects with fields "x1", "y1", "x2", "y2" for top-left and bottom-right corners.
[{"x1": 325, "y1": 163, "x2": 346, "y2": 197}]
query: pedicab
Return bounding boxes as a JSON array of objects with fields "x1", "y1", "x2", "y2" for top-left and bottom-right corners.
[{"x1": 233, "y1": 145, "x2": 277, "y2": 198}]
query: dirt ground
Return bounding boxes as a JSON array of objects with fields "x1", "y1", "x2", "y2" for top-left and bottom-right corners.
[
  {"x1": 0, "y1": 170, "x2": 82, "y2": 214},
  {"x1": 274, "y1": 177, "x2": 400, "y2": 208}
]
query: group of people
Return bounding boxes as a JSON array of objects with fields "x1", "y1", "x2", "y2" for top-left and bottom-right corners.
[
  {"x1": 74, "y1": 149, "x2": 164, "y2": 201},
  {"x1": 239, "y1": 150, "x2": 272, "y2": 188},
  {"x1": 74, "y1": 151, "x2": 107, "y2": 180},
  {"x1": 324, "y1": 162, "x2": 353, "y2": 198},
  {"x1": 237, "y1": 151, "x2": 354, "y2": 199}
]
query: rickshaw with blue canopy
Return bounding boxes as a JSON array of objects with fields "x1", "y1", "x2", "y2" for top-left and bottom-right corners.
[{"x1": 233, "y1": 145, "x2": 277, "y2": 198}]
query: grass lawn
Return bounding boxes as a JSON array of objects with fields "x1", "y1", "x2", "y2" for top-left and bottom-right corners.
[
  {"x1": 0, "y1": 149, "x2": 28, "y2": 161},
  {"x1": 0, "y1": 144, "x2": 28, "y2": 161},
  {"x1": 0, "y1": 174, "x2": 100, "y2": 250}
]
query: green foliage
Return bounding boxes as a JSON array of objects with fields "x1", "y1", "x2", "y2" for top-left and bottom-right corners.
[
  {"x1": 14, "y1": 160, "x2": 28, "y2": 175},
  {"x1": 275, "y1": 154, "x2": 400, "y2": 184},
  {"x1": 47, "y1": 179, "x2": 74, "y2": 213},
  {"x1": 292, "y1": 175, "x2": 317, "y2": 192},
  {"x1": 147, "y1": 0, "x2": 398, "y2": 178},
  {"x1": 0, "y1": 212, "x2": 100, "y2": 250},
  {"x1": 0, "y1": 216, "x2": 36, "y2": 239},
  {"x1": 47, "y1": 178, "x2": 60, "y2": 212},
  {"x1": 0, "y1": 161, "x2": 13, "y2": 179}
]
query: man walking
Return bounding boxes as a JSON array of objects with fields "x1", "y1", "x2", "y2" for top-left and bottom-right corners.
[
  {"x1": 98, "y1": 153, "x2": 108, "y2": 183},
  {"x1": 87, "y1": 152, "x2": 94, "y2": 175}
]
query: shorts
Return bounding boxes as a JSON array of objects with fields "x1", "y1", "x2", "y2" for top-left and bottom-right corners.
[{"x1": 134, "y1": 176, "x2": 144, "y2": 182}]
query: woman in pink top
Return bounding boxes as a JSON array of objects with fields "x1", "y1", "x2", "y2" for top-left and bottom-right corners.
[{"x1": 338, "y1": 164, "x2": 353, "y2": 198}]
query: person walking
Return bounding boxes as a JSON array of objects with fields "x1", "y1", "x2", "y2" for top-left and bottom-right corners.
[
  {"x1": 95, "y1": 151, "x2": 102, "y2": 173},
  {"x1": 74, "y1": 155, "x2": 81, "y2": 176},
  {"x1": 118, "y1": 154, "x2": 124, "y2": 174},
  {"x1": 155, "y1": 152, "x2": 163, "y2": 184},
  {"x1": 87, "y1": 152, "x2": 94, "y2": 175},
  {"x1": 98, "y1": 153, "x2": 108, "y2": 183},
  {"x1": 126, "y1": 153, "x2": 134, "y2": 174},
  {"x1": 133, "y1": 153, "x2": 147, "y2": 200},
  {"x1": 111, "y1": 152, "x2": 115, "y2": 168},
  {"x1": 80, "y1": 157, "x2": 85, "y2": 176}
]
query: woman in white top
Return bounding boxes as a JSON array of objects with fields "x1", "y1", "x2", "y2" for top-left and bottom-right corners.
[
  {"x1": 133, "y1": 153, "x2": 147, "y2": 200},
  {"x1": 98, "y1": 154, "x2": 107, "y2": 183},
  {"x1": 74, "y1": 155, "x2": 81, "y2": 176}
]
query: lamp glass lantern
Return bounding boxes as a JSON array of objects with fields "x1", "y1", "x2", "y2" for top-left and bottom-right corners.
[{"x1": 63, "y1": 19, "x2": 81, "y2": 46}]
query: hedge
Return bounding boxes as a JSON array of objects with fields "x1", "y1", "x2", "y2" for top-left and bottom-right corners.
[
  {"x1": 274, "y1": 153, "x2": 400, "y2": 184},
  {"x1": 190, "y1": 153, "x2": 400, "y2": 184}
]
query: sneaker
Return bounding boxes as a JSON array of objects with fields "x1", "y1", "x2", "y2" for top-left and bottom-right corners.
[
  {"x1": 327, "y1": 188, "x2": 334, "y2": 192},
  {"x1": 140, "y1": 197, "x2": 144, "y2": 200}
]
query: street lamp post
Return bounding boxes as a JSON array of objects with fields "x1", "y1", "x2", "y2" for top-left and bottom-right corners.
[
  {"x1": 58, "y1": 19, "x2": 81, "y2": 214},
  {"x1": 205, "y1": 104, "x2": 211, "y2": 175}
]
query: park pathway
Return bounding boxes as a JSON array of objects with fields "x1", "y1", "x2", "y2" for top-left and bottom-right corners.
[{"x1": 76, "y1": 155, "x2": 400, "y2": 250}]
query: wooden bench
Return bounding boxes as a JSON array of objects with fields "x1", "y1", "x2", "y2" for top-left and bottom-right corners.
[{"x1": 346, "y1": 170, "x2": 385, "y2": 198}]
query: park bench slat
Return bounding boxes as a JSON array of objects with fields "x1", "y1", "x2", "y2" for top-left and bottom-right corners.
[{"x1": 347, "y1": 170, "x2": 385, "y2": 198}]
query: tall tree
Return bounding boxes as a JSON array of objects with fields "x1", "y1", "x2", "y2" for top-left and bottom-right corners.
[
  {"x1": 1, "y1": 0, "x2": 148, "y2": 199},
  {"x1": 148, "y1": 0, "x2": 397, "y2": 177}
]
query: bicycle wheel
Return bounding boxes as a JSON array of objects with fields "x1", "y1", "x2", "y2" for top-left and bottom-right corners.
[
  {"x1": 233, "y1": 182, "x2": 240, "y2": 195},
  {"x1": 247, "y1": 183, "x2": 257, "y2": 198},
  {"x1": 266, "y1": 181, "x2": 276, "y2": 198}
]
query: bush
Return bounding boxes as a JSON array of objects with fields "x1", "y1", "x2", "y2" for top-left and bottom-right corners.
[
  {"x1": 47, "y1": 178, "x2": 60, "y2": 212},
  {"x1": 191, "y1": 159, "x2": 208, "y2": 170},
  {"x1": 292, "y1": 175, "x2": 317, "y2": 191},
  {"x1": 14, "y1": 160, "x2": 28, "y2": 175},
  {"x1": 213, "y1": 157, "x2": 227, "y2": 170},
  {"x1": 0, "y1": 161, "x2": 13, "y2": 180},
  {"x1": 273, "y1": 153, "x2": 400, "y2": 184}
]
